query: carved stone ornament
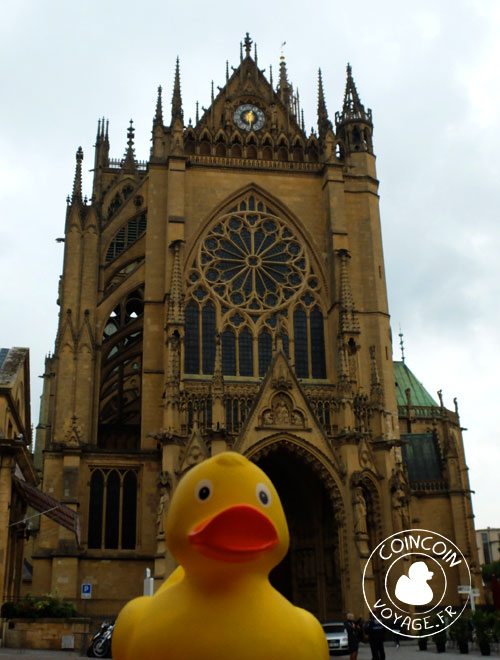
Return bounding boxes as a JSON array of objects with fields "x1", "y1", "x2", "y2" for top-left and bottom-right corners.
[{"x1": 260, "y1": 393, "x2": 305, "y2": 428}]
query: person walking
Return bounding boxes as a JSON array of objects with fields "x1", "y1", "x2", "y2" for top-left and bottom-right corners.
[
  {"x1": 365, "y1": 615, "x2": 385, "y2": 660},
  {"x1": 344, "y1": 613, "x2": 361, "y2": 660}
]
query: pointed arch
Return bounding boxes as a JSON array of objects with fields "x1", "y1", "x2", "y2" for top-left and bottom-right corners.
[
  {"x1": 184, "y1": 127, "x2": 196, "y2": 155},
  {"x1": 246, "y1": 437, "x2": 347, "y2": 619},
  {"x1": 183, "y1": 185, "x2": 329, "y2": 380}
]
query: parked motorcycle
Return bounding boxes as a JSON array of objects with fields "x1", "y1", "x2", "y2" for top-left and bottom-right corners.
[{"x1": 87, "y1": 621, "x2": 114, "y2": 658}]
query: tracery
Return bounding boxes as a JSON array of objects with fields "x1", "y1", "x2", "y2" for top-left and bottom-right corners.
[{"x1": 184, "y1": 193, "x2": 326, "y2": 380}]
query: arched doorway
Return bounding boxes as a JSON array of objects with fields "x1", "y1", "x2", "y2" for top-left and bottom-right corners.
[{"x1": 254, "y1": 445, "x2": 343, "y2": 621}]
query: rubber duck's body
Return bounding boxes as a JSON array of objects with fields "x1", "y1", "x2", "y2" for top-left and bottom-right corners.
[{"x1": 113, "y1": 452, "x2": 328, "y2": 660}]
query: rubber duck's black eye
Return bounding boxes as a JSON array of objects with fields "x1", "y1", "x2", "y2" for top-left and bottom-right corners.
[
  {"x1": 195, "y1": 479, "x2": 213, "y2": 502},
  {"x1": 256, "y1": 482, "x2": 271, "y2": 507}
]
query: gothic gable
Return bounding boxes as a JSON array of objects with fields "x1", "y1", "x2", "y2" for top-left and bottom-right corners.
[{"x1": 234, "y1": 351, "x2": 343, "y2": 478}]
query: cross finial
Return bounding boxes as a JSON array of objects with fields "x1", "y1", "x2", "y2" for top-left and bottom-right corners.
[
  {"x1": 127, "y1": 119, "x2": 135, "y2": 150},
  {"x1": 244, "y1": 32, "x2": 252, "y2": 57},
  {"x1": 399, "y1": 326, "x2": 405, "y2": 363}
]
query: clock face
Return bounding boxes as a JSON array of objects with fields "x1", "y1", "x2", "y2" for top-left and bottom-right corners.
[{"x1": 233, "y1": 104, "x2": 265, "y2": 132}]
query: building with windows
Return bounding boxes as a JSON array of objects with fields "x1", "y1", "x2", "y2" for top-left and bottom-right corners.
[
  {"x1": 0, "y1": 348, "x2": 37, "y2": 604},
  {"x1": 32, "y1": 34, "x2": 481, "y2": 619},
  {"x1": 476, "y1": 528, "x2": 500, "y2": 565}
]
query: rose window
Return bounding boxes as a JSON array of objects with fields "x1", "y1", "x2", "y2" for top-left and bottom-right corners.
[
  {"x1": 197, "y1": 201, "x2": 309, "y2": 312},
  {"x1": 185, "y1": 195, "x2": 326, "y2": 383}
]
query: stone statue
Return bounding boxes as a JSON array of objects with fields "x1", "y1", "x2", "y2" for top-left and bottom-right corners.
[
  {"x1": 156, "y1": 471, "x2": 172, "y2": 538},
  {"x1": 352, "y1": 487, "x2": 367, "y2": 535}
]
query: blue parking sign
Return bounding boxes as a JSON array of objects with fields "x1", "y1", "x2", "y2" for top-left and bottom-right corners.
[{"x1": 81, "y1": 583, "x2": 92, "y2": 599}]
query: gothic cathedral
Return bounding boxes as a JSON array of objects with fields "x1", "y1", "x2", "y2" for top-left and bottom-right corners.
[{"x1": 33, "y1": 34, "x2": 481, "y2": 620}]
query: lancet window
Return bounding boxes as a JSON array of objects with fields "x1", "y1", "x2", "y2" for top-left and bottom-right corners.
[
  {"x1": 184, "y1": 193, "x2": 326, "y2": 381},
  {"x1": 87, "y1": 467, "x2": 138, "y2": 550}
]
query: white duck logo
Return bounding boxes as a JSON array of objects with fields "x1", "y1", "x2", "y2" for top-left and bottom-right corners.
[{"x1": 395, "y1": 561, "x2": 434, "y2": 605}]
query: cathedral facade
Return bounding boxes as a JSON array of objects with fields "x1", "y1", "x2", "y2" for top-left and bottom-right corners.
[{"x1": 32, "y1": 34, "x2": 481, "y2": 620}]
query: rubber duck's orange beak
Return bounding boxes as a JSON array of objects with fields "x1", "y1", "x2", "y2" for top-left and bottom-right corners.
[{"x1": 188, "y1": 504, "x2": 279, "y2": 563}]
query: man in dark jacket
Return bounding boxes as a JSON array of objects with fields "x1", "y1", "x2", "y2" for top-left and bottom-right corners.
[{"x1": 365, "y1": 615, "x2": 385, "y2": 660}]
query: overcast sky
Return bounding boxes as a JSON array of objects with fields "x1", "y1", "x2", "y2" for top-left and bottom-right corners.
[{"x1": 1, "y1": 0, "x2": 499, "y2": 531}]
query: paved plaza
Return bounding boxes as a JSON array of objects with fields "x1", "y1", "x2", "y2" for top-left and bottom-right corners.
[{"x1": 0, "y1": 640, "x2": 498, "y2": 659}]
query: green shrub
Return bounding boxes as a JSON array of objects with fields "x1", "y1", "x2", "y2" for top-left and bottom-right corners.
[
  {"x1": 1, "y1": 593, "x2": 78, "y2": 619},
  {"x1": 471, "y1": 610, "x2": 497, "y2": 645}
]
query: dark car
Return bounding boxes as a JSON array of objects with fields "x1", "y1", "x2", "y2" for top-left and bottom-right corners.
[{"x1": 322, "y1": 622, "x2": 350, "y2": 655}]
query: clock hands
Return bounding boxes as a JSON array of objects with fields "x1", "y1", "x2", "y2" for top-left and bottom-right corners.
[{"x1": 243, "y1": 109, "x2": 255, "y2": 128}]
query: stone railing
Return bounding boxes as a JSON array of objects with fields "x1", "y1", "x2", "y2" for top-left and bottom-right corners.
[
  {"x1": 189, "y1": 154, "x2": 323, "y2": 172},
  {"x1": 410, "y1": 479, "x2": 448, "y2": 493}
]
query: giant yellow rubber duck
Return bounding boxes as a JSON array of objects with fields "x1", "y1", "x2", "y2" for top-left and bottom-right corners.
[{"x1": 112, "y1": 451, "x2": 328, "y2": 660}]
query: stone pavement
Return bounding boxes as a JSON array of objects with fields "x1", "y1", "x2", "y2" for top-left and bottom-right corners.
[{"x1": 0, "y1": 640, "x2": 498, "y2": 659}]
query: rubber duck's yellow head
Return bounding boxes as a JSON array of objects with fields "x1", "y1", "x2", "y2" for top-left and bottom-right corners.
[{"x1": 165, "y1": 452, "x2": 289, "y2": 577}]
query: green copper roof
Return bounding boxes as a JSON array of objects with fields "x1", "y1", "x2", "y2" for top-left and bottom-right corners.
[{"x1": 394, "y1": 361, "x2": 438, "y2": 407}]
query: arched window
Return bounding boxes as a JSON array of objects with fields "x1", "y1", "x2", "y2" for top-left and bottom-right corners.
[
  {"x1": 239, "y1": 327, "x2": 253, "y2": 377},
  {"x1": 105, "y1": 212, "x2": 147, "y2": 263},
  {"x1": 185, "y1": 193, "x2": 325, "y2": 381},
  {"x1": 122, "y1": 471, "x2": 137, "y2": 550},
  {"x1": 105, "y1": 470, "x2": 120, "y2": 549},
  {"x1": 258, "y1": 328, "x2": 272, "y2": 376},
  {"x1": 310, "y1": 306, "x2": 326, "y2": 378},
  {"x1": 294, "y1": 307, "x2": 309, "y2": 378},
  {"x1": 246, "y1": 145, "x2": 258, "y2": 159},
  {"x1": 88, "y1": 468, "x2": 138, "y2": 550},
  {"x1": 99, "y1": 287, "x2": 144, "y2": 450},
  {"x1": 200, "y1": 140, "x2": 211, "y2": 156},
  {"x1": 231, "y1": 143, "x2": 242, "y2": 157},
  {"x1": 222, "y1": 328, "x2": 236, "y2": 375},
  {"x1": 184, "y1": 301, "x2": 199, "y2": 374},
  {"x1": 88, "y1": 470, "x2": 104, "y2": 549},
  {"x1": 215, "y1": 142, "x2": 226, "y2": 157},
  {"x1": 184, "y1": 132, "x2": 195, "y2": 155},
  {"x1": 202, "y1": 301, "x2": 216, "y2": 374}
]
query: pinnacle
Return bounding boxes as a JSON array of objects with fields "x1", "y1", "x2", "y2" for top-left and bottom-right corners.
[
  {"x1": 336, "y1": 62, "x2": 371, "y2": 125},
  {"x1": 122, "y1": 120, "x2": 136, "y2": 170},
  {"x1": 154, "y1": 85, "x2": 163, "y2": 125},
  {"x1": 317, "y1": 68, "x2": 332, "y2": 139},
  {"x1": 171, "y1": 56, "x2": 183, "y2": 125},
  {"x1": 244, "y1": 32, "x2": 252, "y2": 57},
  {"x1": 71, "y1": 147, "x2": 83, "y2": 204}
]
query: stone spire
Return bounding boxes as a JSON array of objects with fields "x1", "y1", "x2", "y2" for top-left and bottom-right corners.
[
  {"x1": 277, "y1": 50, "x2": 292, "y2": 108},
  {"x1": 317, "y1": 68, "x2": 332, "y2": 140},
  {"x1": 72, "y1": 147, "x2": 83, "y2": 204},
  {"x1": 171, "y1": 57, "x2": 183, "y2": 126},
  {"x1": 154, "y1": 85, "x2": 163, "y2": 126},
  {"x1": 122, "y1": 120, "x2": 136, "y2": 171},
  {"x1": 339, "y1": 63, "x2": 371, "y2": 122},
  {"x1": 335, "y1": 64, "x2": 373, "y2": 154}
]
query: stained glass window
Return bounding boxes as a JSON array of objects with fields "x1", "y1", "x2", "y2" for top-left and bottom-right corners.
[
  {"x1": 185, "y1": 194, "x2": 326, "y2": 381},
  {"x1": 202, "y1": 301, "x2": 216, "y2": 374},
  {"x1": 88, "y1": 468, "x2": 138, "y2": 550},
  {"x1": 294, "y1": 307, "x2": 309, "y2": 378},
  {"x1": 184, "y1": 302, "x2": 199, "y2": 374},
  {"x1": 258, "y1": 328, "x2": 272, "y2": 377},
  {"x1": 222, "y1": 328, "x2": 236, "y2": 375},
  {"x1": 310, "y1": 307, "x2": 326, "y2": 378},
  {"x1": 239, "y1": 328, "x2": 253, "y2": 377}
]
